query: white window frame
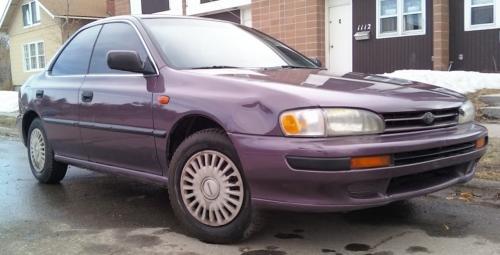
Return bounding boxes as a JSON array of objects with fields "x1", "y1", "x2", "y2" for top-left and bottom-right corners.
[
  {"x1": 186, "y1": 0, "x2": 251, "y2": 16},
  {"x1": 22, "y1": 0, "x2": 41, "y2": 28},
  {"x1": 22, "y1": 41, "x2": 45, "y2": 72},
  {"x1": 376, "y1": 0, "x2": 426, "y2": 39},
  {"x1": 464, "y1": 0, "x2": 500, "y2": 31}
]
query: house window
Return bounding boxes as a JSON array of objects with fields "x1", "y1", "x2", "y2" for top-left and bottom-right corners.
[
  {"x1": 186, "y1": 0, "x2": 251, "y2": 16},
  {"x1": 376, "y1": 0, "x2": 426, "y2": 38},
  {"x1": 23, "y1": 41, "x2": 45, "y2": 71},
  {"x1": 465, "y1": 0, "x2": 500, "y2": 30},
  {"x1": 141, "y1": 0, "x2": 170, "y2": 14},
  {"x1": 22, "y1": 1, "x2": 40, "y2": 27}
]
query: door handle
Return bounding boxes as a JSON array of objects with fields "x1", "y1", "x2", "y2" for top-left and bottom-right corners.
[
  {"x1": 81, "y1": 90, "x2": 94, "y2": 103},
  {"x1": 35, "y1": 90, "x2": 44, "y2": 98}
]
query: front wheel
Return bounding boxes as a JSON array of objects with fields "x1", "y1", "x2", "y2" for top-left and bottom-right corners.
[
  {"x1": 168, "y1": 129, "x2": 263, "y2": 243},
  {"x1": 27, "y1": 118, "x2": 67, "y2": 184}
]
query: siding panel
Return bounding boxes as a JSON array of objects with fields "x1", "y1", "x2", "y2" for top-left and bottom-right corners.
[
  {"x1": 352, "y1": 0, "x2": 433, "y2": 74},
  {"x1": 449, "y1": 0, "x2": 500, "y2": 72}
]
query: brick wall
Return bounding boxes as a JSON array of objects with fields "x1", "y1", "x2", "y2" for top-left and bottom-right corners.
[
  {"x1": 114, "y1": 0, "x2": 131, "y2": 15},
  {"x1": 251, "y1": 0, "x2": 326, "y2": 66},
  {"x1": 433, "y1": 0, "x2": 450, "y2": 71},
  {"x1": 107, "y1": 0, "x2": 115, "y2": 15}
]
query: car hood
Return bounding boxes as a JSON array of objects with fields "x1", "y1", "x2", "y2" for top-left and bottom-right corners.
[{"x1": 183, "y1": 68, "x2": 466, "y2": 113}]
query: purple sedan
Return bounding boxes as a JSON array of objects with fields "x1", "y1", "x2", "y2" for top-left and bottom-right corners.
[{"x1": 17, "y1": 15, "x2": 488, "y2": 243}]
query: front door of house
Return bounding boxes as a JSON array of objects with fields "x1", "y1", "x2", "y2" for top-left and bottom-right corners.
[{"x1": 329, "y1": 3, "x2": 353, "y2": 74}]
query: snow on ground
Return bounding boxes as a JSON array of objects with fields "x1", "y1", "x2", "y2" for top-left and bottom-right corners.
[
  {"x1": 383, "y1": 70, "x2": 500, "y2": 94},
  {"x1": 0, "y1": 91, "x2": 19, "y2": 115}
]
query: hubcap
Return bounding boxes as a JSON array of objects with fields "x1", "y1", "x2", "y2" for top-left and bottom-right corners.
[
  {"x1": 29, "y1": 128, "x2": 46, "y2": 172},
  {"x1": 180, "y1": 150, "x2": 244, "y2": 227}
]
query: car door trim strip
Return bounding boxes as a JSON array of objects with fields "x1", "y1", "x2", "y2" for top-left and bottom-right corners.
[{"x1": 43, "y1": 117, "x2": 167, "y2": 137}]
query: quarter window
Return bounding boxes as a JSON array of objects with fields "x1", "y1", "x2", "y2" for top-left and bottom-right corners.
[
  {"x1": 376, "y1": 0, "x2": 426, "y2": 38},
  {"x1": 22, "y1": 1, "x2": 40, "y2": 27},
  {"x1": 51, "y1": 25, "x2": 102, "y2": 76},
  {"x1": 89, "y1": 23, "x2": 148, "y2": 74},
  {"x1": 23, "y1": 42, "x2": 44, "y2": 71},
  {"x1": 465, "y1": 0, "x2": 500, "y2": 30}
]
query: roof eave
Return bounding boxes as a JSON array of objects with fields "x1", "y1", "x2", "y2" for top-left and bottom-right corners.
[{"x1": 0, "y1": 0, "x2": 14, "y2": 32}]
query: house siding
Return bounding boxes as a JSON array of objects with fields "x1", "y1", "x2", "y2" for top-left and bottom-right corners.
[
  {"x1": 352, "y1": 0, "x2": 433, "y2": 74},
  {"x1": 8, "y1": 0, "x2": 63, "y2": 86},
  {"x1": 449, "y1": 0, "x2": 500, "y2": 72}
]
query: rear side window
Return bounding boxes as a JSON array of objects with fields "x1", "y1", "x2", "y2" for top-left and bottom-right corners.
[
  {"x1": 51, "y1": 25, "x2": 101, "y2": 76},
  {"x1": 89, "y1": 22, "x2": 148, "y2": 74}
]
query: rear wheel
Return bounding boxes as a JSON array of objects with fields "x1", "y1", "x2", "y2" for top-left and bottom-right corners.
[
  {"x1": 168, "y1": 129, "x2": 262, "y2": 243},
  {"x1": 27, "y1": 118, "x2": 67, "y2": 184}
]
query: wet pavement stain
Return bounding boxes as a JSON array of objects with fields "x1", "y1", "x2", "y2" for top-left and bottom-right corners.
[
  {"x1": 274, "y1": 233, "x2": 304, "y2": 239},
  {"x1": 365, "y1": 251, "x2": 394, "y2": 255},
  {"x1": 240, "y1": 250, "x2": 287, "y2": 255},
  {"x1": 345, "y1": 243, "x2": 371, "y2": 252},
  {"x1": 321, "y1": 248, "x2": 337, "y2": 253},
  {"x1": 123, "y1": 234, "x2": 162, "y2": 247},
  {"x1": 152, "y1": 228, "x2": 173, "y2": 235},
  {"x1": 406, "y1": 246, "x2": 431, "y2": 253}
]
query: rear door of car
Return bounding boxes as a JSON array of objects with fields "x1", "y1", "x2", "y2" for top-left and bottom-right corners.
[
  {"x1": 37, "y1": 25, "x2": 102, "y2": 160},
  {"x1": 79, "y1": 21, "x2": 161, "y2": 174}
]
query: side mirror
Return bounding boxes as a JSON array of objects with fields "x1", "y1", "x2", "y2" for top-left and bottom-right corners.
[
  {"x1": 107, "y1": 50, "x2": 155, "y2": 75},
  {"x1": 310, "y1": 57, "x2": 322, "y2": 67}
]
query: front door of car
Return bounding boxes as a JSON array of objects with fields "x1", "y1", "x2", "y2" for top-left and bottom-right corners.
[
  {"x1": 79, "y1": 22, "x2": 161, "y2": 174},
  {"x1": 37, "y1": 25, "x2": 102, "y2": 160}
]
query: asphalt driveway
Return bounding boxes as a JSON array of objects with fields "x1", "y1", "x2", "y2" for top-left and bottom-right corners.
[{"x1": 1, "y1": 137, "x2": 500, "y2": 255}]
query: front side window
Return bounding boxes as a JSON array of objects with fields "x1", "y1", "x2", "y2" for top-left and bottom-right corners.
[
  {"x1": 89, "y1": 22, "x2": 148, "y2": 74},
  {"x1": 51, "y1": 25, "x2": 102, "y2": 76},
  {"x1": 23, "y1": 41, "x2": 44, "y2": 71},
  {"x1": 465, "y1": 0, "x2": 499, "y2": 30},
  {"x1": 376, "y1": 0, "x2": 426, "y2": 38},
  {"x1": 22, "y1": 1, "x2": 40, "y2": 27},
  {"x1": 142, "y1": 18, "x2": 317, "y2": 69}
]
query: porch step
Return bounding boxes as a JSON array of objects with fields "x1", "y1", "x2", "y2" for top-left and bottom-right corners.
[
  {"x1": 479, "y1": 94, "x2": 500, "y2": 106},
  {"x1": 481, "y1": 106, "x2": 500, "y2": 119}
]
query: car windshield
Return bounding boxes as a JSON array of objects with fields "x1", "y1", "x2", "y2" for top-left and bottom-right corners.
[{"x1": 142, "y1": 18, "x2": 319, "y2": 69}]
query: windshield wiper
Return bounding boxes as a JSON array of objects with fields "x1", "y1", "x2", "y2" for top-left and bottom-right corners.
[
  {"x1": 190, "y1": 65, "x2": 240, "y2": 69},
  {"x1": 265, "y1": 65, "x2": 320, "y2": 70}
]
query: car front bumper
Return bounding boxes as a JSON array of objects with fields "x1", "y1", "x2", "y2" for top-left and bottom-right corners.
[{"x1": 229, "y1": 123, "x2": 488, "y2": 212}]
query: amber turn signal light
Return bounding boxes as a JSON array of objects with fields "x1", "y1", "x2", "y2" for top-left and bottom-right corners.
[
  {"x1": 475, "y1": 137, "x2": 487, "y2": 149},
  {"x1": 158, "y1": 95, "x2": 170, "y2": 105},
  {"x1": 351, "y1": 155, "x2": 391, "y2": 169},
  {"x1": 280, "y1": 114, "x2": 302, "y2": 135}
]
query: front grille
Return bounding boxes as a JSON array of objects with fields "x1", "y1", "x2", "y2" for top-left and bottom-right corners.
[
  {"x1": 382, "y1": 108, "x2": 459, "y2": 133},
  {"x1": 394, "y1": 141, "x2": 475, "y2": 166}
]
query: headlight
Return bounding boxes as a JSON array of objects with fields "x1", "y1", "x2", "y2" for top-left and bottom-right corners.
[
  {"x1": 280, "y1": 109, "x2": 325, "y2": 137},
  {"x1": 459, "y1": 100, "x2": 475, "y2": 124},
  {"x1": 324, "y1": 108, "x2": 385, "y2": 136},
  {"x1": 279, "y1": 108, "x2": 384, "y2": 137}
]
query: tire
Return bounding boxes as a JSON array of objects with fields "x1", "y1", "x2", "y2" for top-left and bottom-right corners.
[
  {"x1": 27, "y1": 118, "x2": 68, "y2": 184},
  {"x1": 168, "y1": 128, "x2": 263, "y2": 244}
]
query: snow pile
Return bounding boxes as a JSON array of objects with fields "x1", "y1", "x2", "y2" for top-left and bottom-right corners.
[
  {"x1": 0, "y1": 91, "x2": 19, "y2": 114},
  {"x1": 383, "y1": 70, "x2": 500, "y2": 94}
]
